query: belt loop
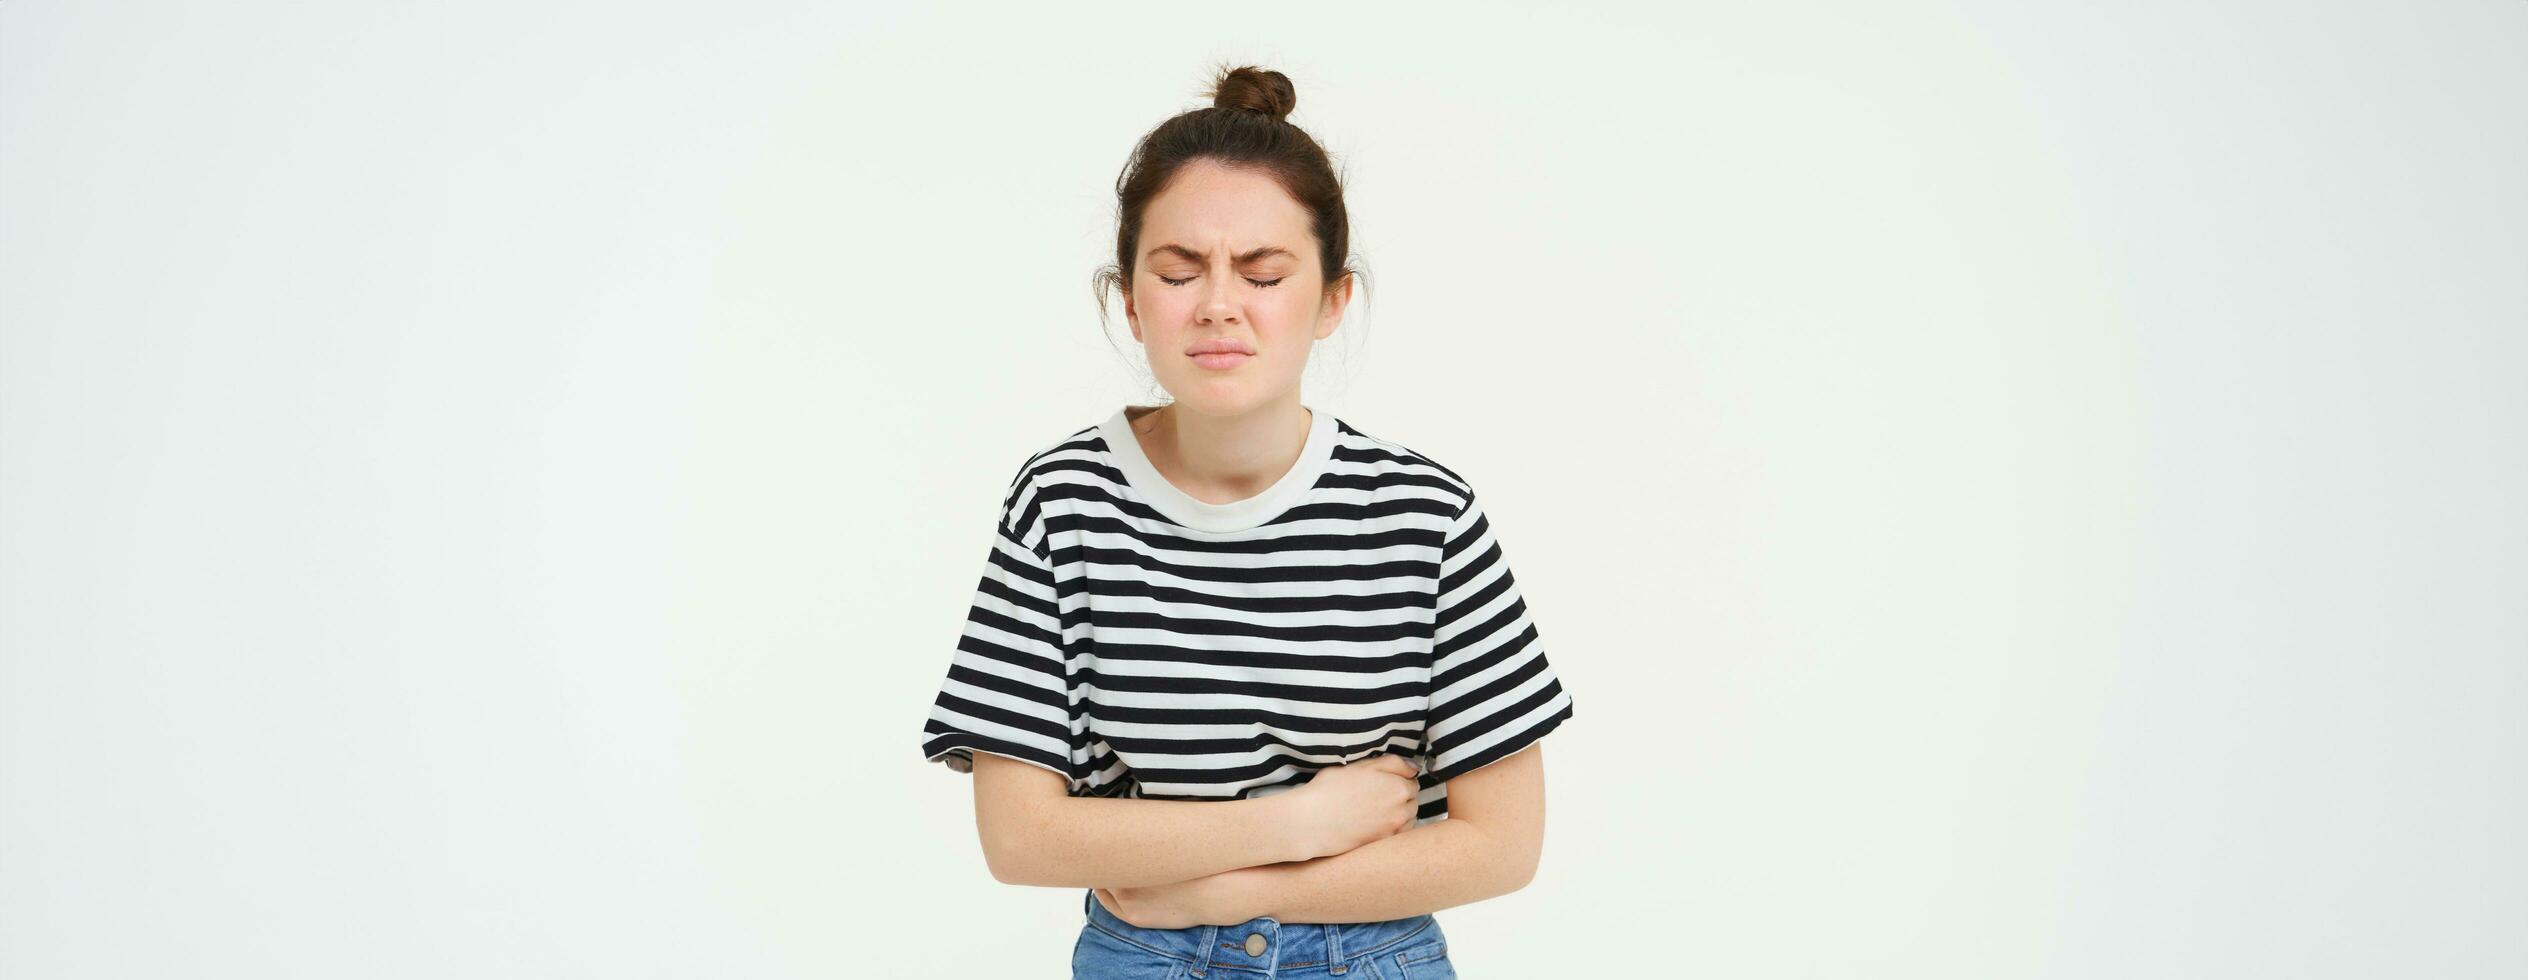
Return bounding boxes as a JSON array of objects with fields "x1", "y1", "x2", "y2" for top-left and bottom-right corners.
[
  {"x1": 1326, "y1": 922, "x2": 1349, "y2": 975},
  {"x1": 1189, "y1": 924, "x2": 1221, "y2": 978}
]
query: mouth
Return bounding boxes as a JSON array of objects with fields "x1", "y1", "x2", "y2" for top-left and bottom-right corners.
[{"x1": 1188, "y1": 350, "x2": 1252, "y2": 371}]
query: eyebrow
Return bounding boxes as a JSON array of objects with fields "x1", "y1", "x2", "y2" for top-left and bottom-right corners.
[{"x1": 1143, "y1": 243, "x2": 1297, "y2": 264}]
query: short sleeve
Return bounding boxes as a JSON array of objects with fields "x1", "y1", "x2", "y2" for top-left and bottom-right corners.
[
  {"x1": 917, "y1": 468, "x2": 1082, "y2": 786},
  {"x1": 1421, "y1": 489, "x2": 1575, "y2": 784}
]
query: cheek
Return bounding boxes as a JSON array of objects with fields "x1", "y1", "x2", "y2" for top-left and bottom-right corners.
[
  {"x1": 1269, "y1": 295, "x2": 1326, "y2": 340},
  {"x1": 1132, "y1": 287, "x2": 1192, "y2": 322}
]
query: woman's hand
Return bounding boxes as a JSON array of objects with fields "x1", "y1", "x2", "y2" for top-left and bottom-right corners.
[
  {"x1": 1272, "y1": 752, "x2": 1422, "y2": 861},
  {"x1": 1094, "y1": 866, "x2": 1270, "y2": 930}
]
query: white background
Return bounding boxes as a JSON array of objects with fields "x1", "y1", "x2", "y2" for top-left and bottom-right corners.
[{"x1": 4, "y1": 2, "x2": 2522, "y2": 977}]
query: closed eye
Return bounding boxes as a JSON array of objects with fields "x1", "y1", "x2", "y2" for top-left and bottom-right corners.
[{"x1": 1157, "y1": 274, "x2": 1286, "y2": 288}]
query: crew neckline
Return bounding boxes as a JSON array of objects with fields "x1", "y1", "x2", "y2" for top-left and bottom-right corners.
[{"x1": 1100, "y1": 403, "x2": 1338, "y2": 532}]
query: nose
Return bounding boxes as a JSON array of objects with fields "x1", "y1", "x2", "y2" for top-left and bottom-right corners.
[{"x1": 1198, "y1": 276, "x2": 1240, "y2": 325}]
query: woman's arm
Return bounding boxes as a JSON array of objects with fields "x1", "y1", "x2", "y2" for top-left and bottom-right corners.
[
  {"x1": 1102, "y1": 744, "x2": 1549, "y2": 927},
  {"x1": 968, "y1": 752, "x2": 1310, "y2": 889}
]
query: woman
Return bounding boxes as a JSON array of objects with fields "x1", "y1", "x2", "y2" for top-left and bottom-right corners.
[{"x1": 919, "y1": 64, "x2": 1576, "y2": 979}]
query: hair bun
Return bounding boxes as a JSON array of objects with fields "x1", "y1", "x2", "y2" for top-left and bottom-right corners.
[{"x1": 1208, "y1": 65, "x2": 1297, "y2": 121}]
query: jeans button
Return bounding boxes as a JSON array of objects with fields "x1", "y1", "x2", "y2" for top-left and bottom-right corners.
[{"x1": 1245, "y1": 933, "x2": 1268, "y2": 956}]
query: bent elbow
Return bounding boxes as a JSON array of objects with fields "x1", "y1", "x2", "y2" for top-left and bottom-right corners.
[
  {"x1": 1496, "y1": 835, "x2": 1543, "y2": 894},
  {"x1": 978, "y1": 825, "x2": 1037, "y2": 886},
  {"x1": 1502, "y1": 855, "x2": 1540, "y2": 894}
]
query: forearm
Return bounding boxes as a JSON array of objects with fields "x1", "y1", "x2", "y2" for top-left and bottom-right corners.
[
  {"x1": 1231, "y1": 817, "x2": 1525, "y2": 924},
  {"x1": 994, "y1": 793, "x2": 1302, "y2": 890}
]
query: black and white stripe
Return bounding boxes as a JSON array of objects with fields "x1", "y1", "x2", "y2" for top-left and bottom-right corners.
[{"x1": 920, "y1": 408, "x2": 1573, "y2": 826}]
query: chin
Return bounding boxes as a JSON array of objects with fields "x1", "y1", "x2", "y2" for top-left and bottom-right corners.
[{"x1": 1158, "y1": 383, "x2": 1269, "y2": 418}]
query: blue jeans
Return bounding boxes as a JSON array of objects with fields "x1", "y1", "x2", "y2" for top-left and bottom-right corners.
[{"x1": 1072, "y1": 887, "x2": 1456, "y2": 979}]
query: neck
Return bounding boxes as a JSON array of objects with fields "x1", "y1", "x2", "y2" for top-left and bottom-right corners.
[{"x1": 1129, "y1": 399, "x2": 1314, "y2": 505}]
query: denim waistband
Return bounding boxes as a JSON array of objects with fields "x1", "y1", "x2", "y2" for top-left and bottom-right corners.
[{"x1": 1080, "y1": 887, "x2": 1440, "y2": 975}]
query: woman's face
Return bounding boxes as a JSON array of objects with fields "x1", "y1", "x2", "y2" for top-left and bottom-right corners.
[{"x1": 1125, "y1": 158, "x2": 1349, "y2": 418}]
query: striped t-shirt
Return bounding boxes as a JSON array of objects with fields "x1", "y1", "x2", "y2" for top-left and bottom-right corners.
[{"x1": 918, "y1": 403, "x2": 1575, "y2": 827}]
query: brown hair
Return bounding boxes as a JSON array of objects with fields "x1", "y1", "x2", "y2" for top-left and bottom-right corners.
[{"x1": 1092, "y1": 64, "x2": 1370, "y2": 328}]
